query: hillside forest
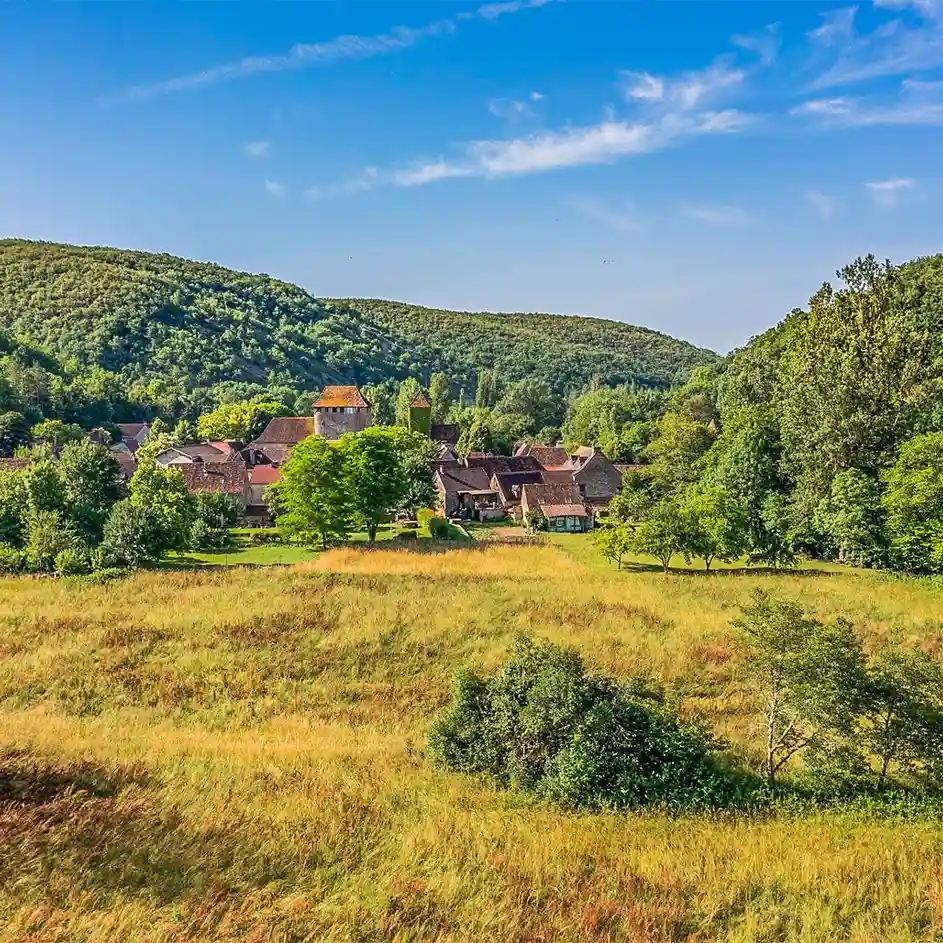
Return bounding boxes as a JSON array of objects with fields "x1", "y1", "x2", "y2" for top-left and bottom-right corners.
[{"x1": 0, "y1": 239, "x2": 714, "y2": 422}]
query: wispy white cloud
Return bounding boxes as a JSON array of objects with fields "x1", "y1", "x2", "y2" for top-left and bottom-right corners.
[
  {"x1": 873, "y1": 0, "x2": 940, "y2": 18},
  {"x1": 731, "y1": 23, "x2": 782, "y2": 63},
  {"x1": 809, "y1": 2, "x2": 943, "y2": 89},
  {"x1": 566, "y1": 196, "x2": 642, "y2": 231},
  {"x1": 804, "y1": 189, "x2": 837, "y2": 219},
  {"x1": 264, "y1": 180, "x2": 286, "y2": 198},
  {"x1": 792, "y1": 78, "x2": 943, "y2": 125},
  {"x1": 244, "y1": 140, "x2": 270, "y2": 158},
  {"x1": 448, "y1": 111, "x2": 750, "y2": 178},
  {"x1": 488, "y1": 97, "x2": 540, "y2": 122},
  {"x1": 476, "y1": 0, "x2": 555, "y2": 21},
  {"x1": 680, "y1": 203, "x2": 752, "y2": 225},
  {"x1": 306, "y1": 106, "x2": 752, "y2": 197},
  {"x1": 116, "y1": 0, "x2": 555, "y2": 101},
  {"x1": 808, "y1": 6, "x2": 859, "y2": 45},
  {"x1": 619, "y1": 59, "x2": 745, "y2": 111},
  {"x1": 866, "y1": 177, "x2": 915, "y2": 206},
  {"x1": 392, "y1": 162, "x2": 474, "y2": 187},
  {"x1": 305, "y1": 167, "x2": 383, "y2": 200}
]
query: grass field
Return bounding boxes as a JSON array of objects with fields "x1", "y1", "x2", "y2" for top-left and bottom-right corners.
[{"x1": 2, "y1": 543, "x2": 943, "y2": 941}]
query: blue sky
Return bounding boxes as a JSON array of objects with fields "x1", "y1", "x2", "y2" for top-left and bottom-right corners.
[{"x1": 2, "y1": 0, "x2": 942, "y2": 353}]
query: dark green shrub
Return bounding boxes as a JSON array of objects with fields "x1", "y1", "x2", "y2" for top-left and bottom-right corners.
[
  {"x1": 250, "y1": 530, "x2": 283, "y2": 545},
  {"x1": 429, "y1": 636, "x2": 741, "y2": 810},
  {"x1": 54, "y1": 546, "x2": 91, "y2": 576},
  {"x1": 429, "y1": 515, "x2": 451, "y2": 539},
  {"x1": 83, "y1": 566, "x2": 132, "y2": 584}
]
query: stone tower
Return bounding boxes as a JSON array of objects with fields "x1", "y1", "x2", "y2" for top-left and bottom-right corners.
[{"x1": 312, "y1": 385, "x2": 372, "y2": 440}]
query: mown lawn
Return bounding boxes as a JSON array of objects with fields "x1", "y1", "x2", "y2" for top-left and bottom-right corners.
[
  {"x1": 2, "y1": 544, "x2": 943, "y2": 941},
  {"x1": 165, "y1": 521, "x2": 468, "y2": 568}
]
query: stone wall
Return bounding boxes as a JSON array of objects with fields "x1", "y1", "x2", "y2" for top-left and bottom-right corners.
[
  {"x1": 573, "y1": 453, "x2": 623, "y2": 501},
  {"x1": 314, "y1": 408, "x2": 372, "y2": 440}
]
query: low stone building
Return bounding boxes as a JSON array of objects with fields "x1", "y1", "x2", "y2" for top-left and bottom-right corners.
[
  {"x1": 521, "y1": 482, "x2": 591, "y2": 533},
  {"x1": 571, "y1": 448, "x2": 624, "y2": 506},
  {"x1": 247, "y1": 417, "x2": 317, "y2": 466},
  {"x1": 180, "y1": 462, "x2": 250, "y2": 509},
  {"x1": 434, "y1": 465, "x2": 502, "y2": 520},
  {"x1": 245, "y1": 464, "x2": 282, "y2": 524}
]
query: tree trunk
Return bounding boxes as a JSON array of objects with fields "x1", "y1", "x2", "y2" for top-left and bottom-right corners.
[
  {"x1": 766, "y1": 681, "x2": 779, "y2": 788},
  {"x1": 661, "y1": 555, "x2": 672, "y2": 573},
  {"x1": 704, "y1": 555, "x2": 713, "y2": 572},
  {"x1": 368, "y1": 523, "x2": 377, "y2": 543}
]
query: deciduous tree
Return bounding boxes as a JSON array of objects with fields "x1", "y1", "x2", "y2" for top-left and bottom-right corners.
[{"x1": 268, "y1": 436, "x2": 352, "y2": 549}]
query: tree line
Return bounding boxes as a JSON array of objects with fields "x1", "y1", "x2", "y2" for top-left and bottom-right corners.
[
  {"x1": 592, "y1": 254, "x2": 943, "y2": 574},
  {"x1": 0, "y1": 438, "x2": 241, "y2": 576}
]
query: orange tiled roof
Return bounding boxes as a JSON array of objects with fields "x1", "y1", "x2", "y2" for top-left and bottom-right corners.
[
  {"x1": 249, "y1": 465, "x2": 283, "y2": 485},
  {"x1": 409, "y1": 391, "x2": 430, "y2": 407},
  {"x1": 313, "y1": 385, "x2": 369, "y2": 408}
]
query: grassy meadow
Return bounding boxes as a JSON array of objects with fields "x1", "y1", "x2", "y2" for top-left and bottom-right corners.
[{"x1": 2, "y1": 542, "x2": 943, "y2": 941}]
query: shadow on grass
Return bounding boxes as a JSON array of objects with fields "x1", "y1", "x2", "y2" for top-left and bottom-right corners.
[
  {"x1": 0, "y1": 749, "x2": 235, "y2": 908},
  {"x1": 0, "y1": 748, "x2": 151, "y2": 805},
  {"x1": 611, "y1": 562, "x2": 839, "y2": 578}
]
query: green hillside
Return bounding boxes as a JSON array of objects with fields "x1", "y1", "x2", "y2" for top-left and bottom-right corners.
[
  {"x1": 330, "y1": 298, "x2": 717, "y2": 392},
  {"x1": 0, "y1": 240, "x2": 716, "y2": 411}
]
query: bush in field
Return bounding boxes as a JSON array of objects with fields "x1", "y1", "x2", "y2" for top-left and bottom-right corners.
[
  {"x1": 524, "y1": 508, "x2": 547, "y2": 532},
  {"x1": 429, "y1": 636, "x2": 740, "y2": 810},
  {"x1": 0, "y1": 543, "x2": 25, "y2": 573},
  {"x1": 54, "y1": 546, "x2": 91, "y2": 576}
]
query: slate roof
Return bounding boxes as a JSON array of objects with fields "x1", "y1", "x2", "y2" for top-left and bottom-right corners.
[
  {"x1": 436, "y1": 465, "x2": 493, "y2": 493},
  {"x1": 464, "y1": 454, "x2": 542, "y2": 477},
  {"x1": 116, "y1": 422, "x2": 149, "y2": 438},
  {"x1": 313, "y1": 386, "x2": 369, "y2": 408},
  {"x1": 180, "y1": 462, "x2": 248, "y2": 495},
  {"x1": 492, "y1": 470, "x2": 545, "y2": 505},
  {"x1": 521, "y1": 482, "x2": 586, "y2": 515},
  {"x1": 160, "y1": 442, "x2": 240, "y2": 464},
  {"x1": 430, "y1": 424, "x2": 460, "y2": 445},
  {"x1": 251, "y1": 417, "x2": 316, "y2": 445}
]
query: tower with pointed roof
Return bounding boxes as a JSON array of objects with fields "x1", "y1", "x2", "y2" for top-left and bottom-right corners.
[{"x1": 407, "y1": 390, "x2": 432, "y2": 437}]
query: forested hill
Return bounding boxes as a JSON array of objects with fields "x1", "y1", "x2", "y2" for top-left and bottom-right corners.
[
  {"x1": 328, "y1": 299, "x2": 717, "y2": 392},
  {"x1": 0, "y1": 239, "x2": 716, "y2": 411}
]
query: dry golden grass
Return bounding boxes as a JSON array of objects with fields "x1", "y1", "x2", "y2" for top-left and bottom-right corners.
[{"x1": 2, "y1": 543, "x2": 943, "y2": 941}]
